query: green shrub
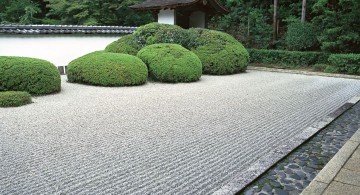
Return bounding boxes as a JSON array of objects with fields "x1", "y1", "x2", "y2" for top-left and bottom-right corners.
[
  {"x1": 190, "y1": 29, "x2": 249, "y2": 75},
  {"x1": 0, "y1": 91, "x2": 32, "y2": 107},
  {"x1": 67, "y1": 51, "x2": 148, "y2": 86},
  {"x1": 324, "y1": 65, "x2": 340, "y2": 74},
  {"x1": 327, "y1": 54, "x2": 360, "y2": 75},
  {"x1": 248, "y1": 49, "x2": 330, "y2": 67},
  {"x1": 312, "y1": 64, "x2": 328, "y2": 72},
  {"x1": 0, "y1": 56, "x2": 61, "y2": 95},
  {"x1": 137, "y1": 44, "x2": 202, "y2": 83},
  {"x1": 133, "y1": 22, "x2": 184, "y2": 47},
  {"x1": 104, "y1": 34, "x2": 141, "y2": 56},
  {"x1": 285, "y1": 21, "x2": 319, "y2": 51}
]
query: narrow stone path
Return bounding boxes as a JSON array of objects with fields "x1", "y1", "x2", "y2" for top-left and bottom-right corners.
[{"x1": 241, "y1": 102, "x2": 360, "y2": 195}]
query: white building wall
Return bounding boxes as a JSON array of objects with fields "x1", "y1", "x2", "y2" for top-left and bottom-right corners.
[
  {"x1": 158, "y1": 9, "x2": 175, "y2": 25},
  {"x1": 189, "y1": 11, "x2": 206, "y2": 28}
]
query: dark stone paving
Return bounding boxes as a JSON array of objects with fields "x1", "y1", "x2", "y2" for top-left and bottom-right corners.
[{"x1": 239, "y1": 102, "x2": 360, "y2": 195}]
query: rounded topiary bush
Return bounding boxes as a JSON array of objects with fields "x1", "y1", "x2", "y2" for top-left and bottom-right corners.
[
  {"x1": 190, "y1": 29, "x2": 249, "y2": 75},
  {"x1": 67, "y1": 51, "x2": 148, "y2": 86},
  {"x1": 137, "y1": 44, "x2": 202, "y2": 83},
  {"x1": 0, "y1": 56, "x2": 61, "y2": 95},
  {"x1": 133, "y1": 22, "x2": 185, "y2": 47},
  {"x1": 0, "y1": 91, "x2": 32, "y2": 107},
  {"x1": 105, "y1": 34, "x2": 141, "y2": 56}
]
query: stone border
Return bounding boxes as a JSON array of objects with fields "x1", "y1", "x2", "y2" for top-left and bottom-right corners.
[
  {"x1": 301, "y1": 128, "x2": 360, "y2": 194},
  {"x1": 212, "y1": 95, "x2": 360, "y2": 195},
  {"x1": 247, "y1": 66, "x2": 360, "y2": 80}
]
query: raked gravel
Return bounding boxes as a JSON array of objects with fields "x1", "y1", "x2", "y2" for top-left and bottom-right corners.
[{"x1": 1, "y1": 71, "x2": 360, "y2": 195}]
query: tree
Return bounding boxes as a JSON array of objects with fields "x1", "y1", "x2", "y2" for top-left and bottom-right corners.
[
  {"x1": 301, "y1": 0, "x2": 306, "y2": 22},
  {"x1": 44, "y1": 0, "x2": 153, "y2": 25},
  {"x1": 273, "y1": 0, "x2": 278, "y2": 41},
  {"x1": 312, "y1": 0, "x2": 360, "y2": 53},
  {"x1": 0, "y1": 0, "x2": 41, "y2": 24}
]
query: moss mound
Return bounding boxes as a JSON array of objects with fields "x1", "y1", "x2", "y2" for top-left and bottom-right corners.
[
  {"x1": 67, "y1": 51, "x2": 148, "y2": 86},
  {"x1": 0, "y1": 91, "x2": 32, "y2": 107},
  {"x1": 104, "y1": 34, "x2": 141, "y2": 56},
  {"x1": 137, "y1": 44, "x2": 202, "y2": 83},
  {"x1": 0, "y1": 56, "x2": 61, "y2": 95},
  {"x1": 190, "y1": 29, "x2": 249, "y2": 75}
]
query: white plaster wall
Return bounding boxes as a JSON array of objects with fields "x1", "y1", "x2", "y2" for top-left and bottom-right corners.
[
  {"x1": 189, "y1": 11, "x2": 206, "y2": 28},
  {"x1": 158, "y1": 9, "x2": 175, "y2": 25}
]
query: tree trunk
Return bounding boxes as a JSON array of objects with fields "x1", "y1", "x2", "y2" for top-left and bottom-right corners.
[
  {"x1": 273, "y1": 0, "x2": 278, "y2": 41},
  {"x1": 301, "y1": 0, "x2": 306, "y2": 22}
]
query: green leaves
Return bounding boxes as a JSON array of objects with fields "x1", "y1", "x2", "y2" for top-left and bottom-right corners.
[
  {"x1": 285, "y1": 21, "x2": 318, "y2": 51},
  {"x1": 312, "y1": 0, "x2": 360, "y2": 53},
  {"x1": 0, "y1": 56, "x2": 61, "y2": 95}
]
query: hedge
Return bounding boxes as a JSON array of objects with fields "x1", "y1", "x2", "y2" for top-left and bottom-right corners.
[
  {"x1": 0, "y1": 56, "x2": 61, "y2": 95},
  {"x1": 326, "y1": 54, "x2": 360, "y2": 75},
  {"x1": 137, "y1": 44, "x2": 202, "y2": 83},
  {"x1": 0, "y1": 91, "x2": 32, "y2": 107},
  {"x1": 190, "y1": 29, "x2": 249, "y2": 75},
  {"x1": 104, "y1": 34, "x2": 141, "y2": 56},
  {"x1": 248, "y1": 49, "x2": 329, "y2": 67},
  {"x1": 67, "y1": 51, "x2": 148, "y2": 86}
]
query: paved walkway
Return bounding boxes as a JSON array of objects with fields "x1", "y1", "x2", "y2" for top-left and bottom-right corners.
[
  {"x1": 1, "y1": 71, "x2": 360, "y2": 194},
  {"x1": 302, "y1": 128, "x2": 360, "y2": 195}
]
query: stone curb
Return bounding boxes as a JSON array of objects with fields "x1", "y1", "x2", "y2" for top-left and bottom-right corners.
[
  {"x1": 300, "y1": 129, "x2": 360, "y2": 195},
  {"x1": 247, "y1": 66, "x2": 360, "y2": 80},
  {"x1": 212, "y1": 95, "x2": 360, "y2": 195}
]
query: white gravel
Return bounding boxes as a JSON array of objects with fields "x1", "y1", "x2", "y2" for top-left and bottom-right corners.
[{"x1": 1, "y1": 71, "x2": 360, "y2": 195}]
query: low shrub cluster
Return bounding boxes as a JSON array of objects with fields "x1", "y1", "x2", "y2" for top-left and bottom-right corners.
[
  {"x1": 325, "y1": 54, "x2": 360, "y2": 75},
  {"x1": 0, "y1": 56, "x2": 61, "y2": 95},
  {"x1": 137, "y1": 44, "x2": 202, "y2": 82},
  {"x1": 0, "y1": 91, "x2": 32, "y2": 107},
  {"x1": 248, "y1": 49, "x2": 329, "y2": 67},
  {"x1": 67, "y1": 51, "x2": 148, "y2": 86},
  {"x1": 106, "y1": 23, "x2": 249, "y2": 75}
]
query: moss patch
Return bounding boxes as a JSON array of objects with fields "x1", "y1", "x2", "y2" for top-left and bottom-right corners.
[{"x1": 0, "y1": 91, "x2": 32, "y2": 107}]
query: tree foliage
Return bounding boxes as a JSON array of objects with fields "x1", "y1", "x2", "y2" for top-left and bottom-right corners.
[
  {"x1": 0, "y1": 0, "x2": 153, "y2": 26},
  {"x1": 0, "y1": 0, "x2": 359, "y2": 53},
  {"x1": 312, "y1": 0, "x2": 360, "y2": 53}
]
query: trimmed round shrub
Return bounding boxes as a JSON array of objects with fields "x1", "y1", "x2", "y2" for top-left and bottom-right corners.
[
  {"x1": 133, "y1": 22, "x2": 184, "y2": 46},
  {"x1": 137, "y1": 44, "x2": 202, "y2": 83},
  {"x1": 104, "y1": 34, "x2": 141, "y2": 56},
  {"x1": 190, "y1": 29, "x2": 249, "y2": 75},
  {"x1": 0, "y1": 56, "x2": 61, "y2": 95},
  {"x1": 67, "y1": 51, "x2": 148, "y2": 86},
  {"x1": 0, "y1": 91, "x2": 32, "y2": 107}
]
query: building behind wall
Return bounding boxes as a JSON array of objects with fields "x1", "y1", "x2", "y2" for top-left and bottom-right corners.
[{"x1": 130, "y1": 0, "x2": 229, "y2": 29}]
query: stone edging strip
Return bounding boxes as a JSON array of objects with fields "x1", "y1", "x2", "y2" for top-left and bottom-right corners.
[
  {"x1": 300, "y1": 128, "x2": 360, "y2": 194},
  {"x1": 247, "y1": 66, "x2": 360, "y2": 80},
  {"x1": 212, "y1": 95, "x2": 360, "y2": 195}
]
